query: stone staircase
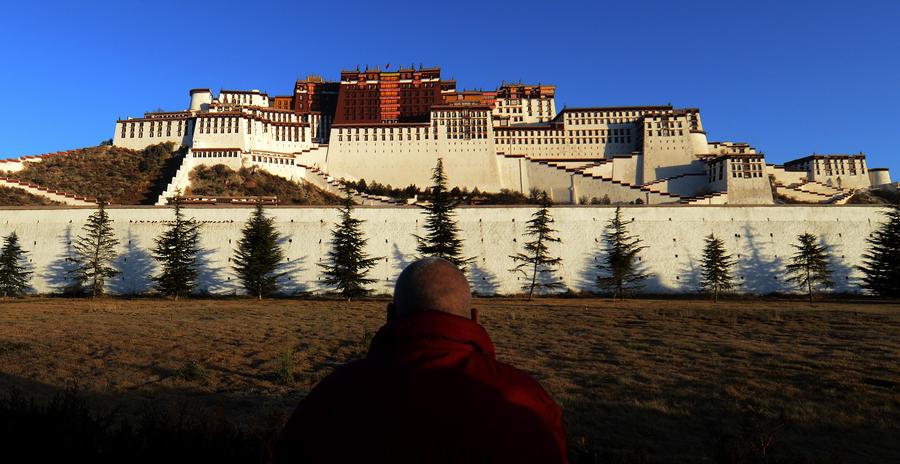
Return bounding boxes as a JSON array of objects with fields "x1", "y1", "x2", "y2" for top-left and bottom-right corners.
[
  {"x1": 638, "y1": 172, "x2": 708, "y2": 197},
  {"x1": 154, "y1": 152, "x2": 193, "y2": 205},
  {"x1": 498, "y1": 153, "x2": 683, "y2": 204},
  {"x1": 678, "y1": 191, "x2": 728, "y2": 205},
  {"x1": 297, "y1": 163, "x2": 406, "y2": 206},
  {"x1": 0, "y1": 176, "x2": 96, "y2": 205},
  {"x1": 0, "y1": 148, "x2": 91, "y2": 173},
  {"x1": 773, "y1": 178, "x2": 852, "y2": 204}
]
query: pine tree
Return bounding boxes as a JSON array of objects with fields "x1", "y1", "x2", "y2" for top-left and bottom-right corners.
[
  {"x1": 414, "y1": 158, "x2": 472, "y2": 270},
  {"x1": 233, "y1": 201, "x2": 285, "y2": 300},
  {"x1": 320, "y1": 191, "x2": 382, "y2": 299},
  {"x1": 152, "y1": 194, "x2": 201, "y2": 299},
  {"x1": 596, "y1": 207, "x2": 648, "y2": 299},
  {"x1": 785, "y1": 233, "x2": 833, "y2": 303},
  {"x1": 509, "y1": 192, "x2": 564, "y2": 300},
  {"x1": 72, "y1": 198, "x2": 120, "y2": 298},
  {"x1": 0, "y1": 232, "x2": 31, "y2": 297},
  {"x1": 858, "y1": 200, "x2": 900, "y2": 297},
  {"x1": 698, "y1": 233, "x2": 734, "y2": 302}
]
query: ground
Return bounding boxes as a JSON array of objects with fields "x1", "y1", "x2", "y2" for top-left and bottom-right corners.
[{"x1": 0, "y1": 297, "x2": 898, "y2": 463}]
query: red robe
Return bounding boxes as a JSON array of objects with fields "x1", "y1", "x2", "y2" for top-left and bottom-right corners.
[{"x1": 275, "y1": 310, "x2": 568, "y2": 463}]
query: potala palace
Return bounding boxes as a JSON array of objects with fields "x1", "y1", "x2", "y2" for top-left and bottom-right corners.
[{"x1": 104, "y1": 66, "x2": 891, "y2": 206}]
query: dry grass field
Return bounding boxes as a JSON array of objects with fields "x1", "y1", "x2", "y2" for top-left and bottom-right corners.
[{"x1": 0, "y1": 297, "x2": 898, "y2": 463}]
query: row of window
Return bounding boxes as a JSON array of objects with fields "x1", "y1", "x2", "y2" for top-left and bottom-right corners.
[
  {"x1": 731, "y1": 160, "x2": 765, "y2": 179},
  {"x1": 648, "y1": 129, "x2": 685, "y2": 137},
  {"x1": 193, "y1": 150, "x2": 239, "y2": 158},
  {"x1": 122, "y1": 120, "x2": 186, "y2": 139},
  {"x1": 647, "y1": 121, "x2": 684, "y2": 129},
  {"x1": 193, "y1": 117, "x2": 307, "y2": 142},
  {"x1": 566, "y1": 110, "x2": 652, "y2": 119},
  {"x1": 707, "y1": 159, "x2": 765, "y2": 181},
  {"x1": 244, "y1": 109, "x2": 296, "y2": 123},
  {"x1": 337, "y1": 132, "x2": 432, "y2": 142},
  {"x1": 497, "y1": 137, "x2": 631, "y2": 145},
  {"x1": 221, "y1": 93, "x2": 266, "y2": 105},
  {"x1": 568, "y1": 118, "x2": 639, "y2": 125},
  {"x1": 251, "y1": 155, "x2": 294, "y2": 165},
  {"x1": 569, "y1": 128, "x2": 632, "y2": 136}
]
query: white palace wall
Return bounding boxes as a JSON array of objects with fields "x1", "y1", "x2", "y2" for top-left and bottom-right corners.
[
  {"x1": 325, "y1": 131, "x2": 506, "y2": 191},
  {"x1": 0, "y1": 205, "x2": 885, "y2": 296}
]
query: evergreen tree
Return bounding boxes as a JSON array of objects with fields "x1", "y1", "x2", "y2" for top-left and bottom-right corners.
[
  {"x1": 0, "y1": 232, "x2": 31, "y2": 297},
  {"x1": 72, "y1": 198, "x2": 120, "y2": 298},
  {"x1": 414, "y1": 158, "x2": 472, "y2": 270},
  {"x1": 596, "y1": 207, "x2": 648, "y2": 299},
  {"x1": 858, "y1": 201, "x2": 900, "y2": 297},
  {"x1": 233, "y1": 201, "x2": 285, "y2": 300},
  {"x1": 151, "y1": 194, "x2": 201, "y2": 299},
  {"x1": 320, "y1": 191, "x2": 382, "y2": 299},
  {"x1": 698, "y1": 233, "x2": 734, "y2": 302},
  {"x1": 509, "y1": 192, "x2": 563, "y2": 300},
  {"x1": 785, "y1": 233, "x2": 833, "y2": 302}
]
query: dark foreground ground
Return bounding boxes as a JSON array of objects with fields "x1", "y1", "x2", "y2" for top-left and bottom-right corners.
[{"x1": 0, "y1": 297, "x2": 898, "y2": 463}]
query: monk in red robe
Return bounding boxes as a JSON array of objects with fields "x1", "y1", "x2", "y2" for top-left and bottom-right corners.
[{"x1": 275, "y1": 257, "x2": 567, "y2": 463}]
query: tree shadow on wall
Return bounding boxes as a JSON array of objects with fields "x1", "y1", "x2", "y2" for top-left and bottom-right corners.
[
  {"x1": 391, "y1": 243, "x2": 413, "y2": 279},
  {"x1": 820, "y1": 235, "x2": 858, "y2": 294},
  {"x1": 278, "y1": 255, "x2": 308, "y2": 296},
  {"x1": 574, "y1": 236, "x2": 605, "y2": 294},
  {"x1": 42, "y1": 225, "x2": 82, "y2": 295},
  {"x1": 676, "y1": 254, "x2": 702, "y2": 294},
  {"x1": 469, "y1": 259, "x2": 500, "y2": 296},
  {"x1": 735, "y1": 224, "x2": 786, "y2": 295},
  {"x1": 110, "y1": 231, "x2": 155, "y2": 295},
  {"x1": 196, "y1": 247, "x2": 231, "y2": 296},
  {"x1": 12, "y1": 238, "x2": 38, "y2": 295}
]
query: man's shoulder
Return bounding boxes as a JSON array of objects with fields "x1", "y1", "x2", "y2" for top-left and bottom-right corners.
[
  {"x1": 489, "y1": 360, "x2": 560, "y2": 412},
  {"x1": 308, "y1": 358, "x2": 374, "y2": 393}
]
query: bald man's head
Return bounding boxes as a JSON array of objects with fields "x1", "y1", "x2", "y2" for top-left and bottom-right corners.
[{"x1": 389, "y1": 258, "x2": 473, "y2": 321}]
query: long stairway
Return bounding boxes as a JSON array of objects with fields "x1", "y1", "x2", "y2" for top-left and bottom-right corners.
[
  {"x1": 296, "y1": 162, "x2": 406, "y2": 206},
  {"x1": 773, "y1": 179, "x2": 852, "y2": 204},
  {"x1": 154, "y1": 152, "x2": 193, "y2": 205},
  {"x1": 500, "y1": 153, "x2": 711, "y2": 204},
  {"x1": 0, "y1": 176, "x2": 96, "y2": 205}
]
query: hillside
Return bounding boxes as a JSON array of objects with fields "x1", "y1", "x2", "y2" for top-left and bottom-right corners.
[
  {"x1": 186, "y1": 164, "x2": 343, "y2": 205},
  {"x1": 0, "y1": 186, "x2": 63, "y2": 206},
  {"x1": 4, "y1": 143, "x2": 181, "y2": 204},
  {"x1": 846, "y1": 188, "x2": 900, "y2": 204}
]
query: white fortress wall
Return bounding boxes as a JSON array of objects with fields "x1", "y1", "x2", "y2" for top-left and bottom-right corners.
[
  {"x1": 767, "y1": 165, "x2": 808, "y2": 186},
  {"x1": 869, "y1": 169, "x2": 892, "y2": 186},
  {"x1": 113, "y1": 118, "x2": 194, "y2": 151},
  {"x1": 294, "y1": 145, "x2": 329, "y2": 168},
  {"x1": 0, "y1": 206, "x2": 883, "y2": 296},
  {"x1": 654, "y1": 173, "x2": 709, "y2": 196},
  {"x1": 520, "y1": 161, "x2": 576, "y2": 202},
  {"x1": 245, "y1": 154, "x2": 307, "y2": 182},
  {"x1": 495, "y1": 156, "x2": 532, "y2": 192},
  {"x1": 324, "y1": 126, "x2": 506, "y2": 191},
  {"x1": 610, "y1": 154, "x2": 640, "y2": 184}
]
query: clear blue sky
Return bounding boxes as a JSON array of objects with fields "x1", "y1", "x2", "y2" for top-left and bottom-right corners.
[{"x1": 1, "y1": 0, "x2": 897, "y2": 172}]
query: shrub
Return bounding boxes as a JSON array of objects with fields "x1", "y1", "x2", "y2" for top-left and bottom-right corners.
[
  {"x1": 0, "y1": 340, "x2": 31, "y2": 356},
  {"x1": 175, "y1": 361, "x2": 208, "y2": 384},
  {"x1": 276, "y1": 352, "x2": 295, "y2": 386}
]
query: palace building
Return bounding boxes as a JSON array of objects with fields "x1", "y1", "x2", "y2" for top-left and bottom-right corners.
[{"x1": 111, "y1": 65, "x2": 893, "y2": 206}]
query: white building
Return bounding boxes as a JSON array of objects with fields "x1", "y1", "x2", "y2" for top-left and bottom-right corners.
[{"x1": 111, "y1": 80, "x2": 892, "y2": 207}]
